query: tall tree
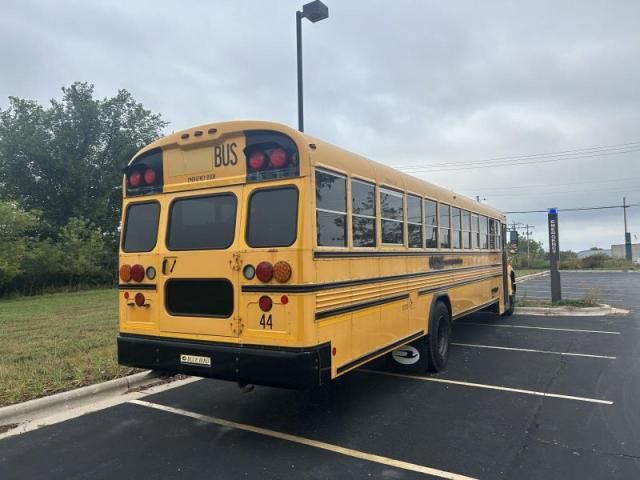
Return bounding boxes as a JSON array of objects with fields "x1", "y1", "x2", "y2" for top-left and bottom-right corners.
[{"x1": 0, "y1": 82, "x2": 167, "y2": 245}]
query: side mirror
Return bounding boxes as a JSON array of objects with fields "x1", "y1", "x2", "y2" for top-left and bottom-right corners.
[{"x1": 509, "y1": 230, "x2": 519, "y2": 246}]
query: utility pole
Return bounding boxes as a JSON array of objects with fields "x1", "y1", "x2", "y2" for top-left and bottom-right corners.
[
  {"x1": 524, "y1": 224, "x2": 535, "y2": 268},
  {"x1": 508, "y1": 222, "x2": 535, "y2": 267},
  {"x1": 623, "y1": 196, "x2": 632, "y2": 261}
]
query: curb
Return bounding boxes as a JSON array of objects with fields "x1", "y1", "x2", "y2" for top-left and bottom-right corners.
[
  {"x1": 0, "y1": 370, "x2": 159, "y2": 425},
  {"x1": 515, "y1": 303, "x2": 630, "y2": 317},
  {"x1": 517, "y1": 271, "x2": 549, "y2": 282},
  {"x1": 557, "y1": 269, "x2": 639, "y2": 273}
]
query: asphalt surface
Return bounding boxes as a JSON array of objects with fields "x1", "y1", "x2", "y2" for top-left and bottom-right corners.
[
  {"x1": 518, "y1": 271, "x2": 637, "y2": 307},
  {"x1": 1, "y1": 272, "x2": 639, "y2": 480}
]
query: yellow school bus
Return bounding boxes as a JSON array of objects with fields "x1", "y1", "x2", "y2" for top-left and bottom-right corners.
[{"x1": 117, "y1": 121, "x2": 515, "y2": 389}]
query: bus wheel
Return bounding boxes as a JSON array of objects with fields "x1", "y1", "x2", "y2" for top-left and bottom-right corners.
[
  {"x1": 425, "y1": 301, "x2": 451, "y2": 373},
  {"x1": 502, "y1": 280, "x2": 516, "y2": 316},
  {"x1": 503, "y1": 294, "x2": 515, "y2": 316}
]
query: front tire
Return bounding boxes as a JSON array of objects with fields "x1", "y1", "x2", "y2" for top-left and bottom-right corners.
[{"x1": 425, "y1": 301, "x2": 452, "y2": 372}]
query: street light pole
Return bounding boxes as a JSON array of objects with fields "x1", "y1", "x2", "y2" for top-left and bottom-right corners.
[
  {"x1": 296, "y1": 1, "x2": 329, "y2": 132},
  {"x1": 296, "y1": 10, "x2": 304, "y2": 132}
]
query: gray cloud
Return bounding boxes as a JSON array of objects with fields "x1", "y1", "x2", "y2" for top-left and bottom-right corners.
[{"x1": 1, "y1": 0, "x2": 639, "y2": 251}]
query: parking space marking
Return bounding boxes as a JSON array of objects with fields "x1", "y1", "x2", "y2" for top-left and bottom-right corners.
[
  {"x1": 459, "y1": 323, "x2": 620, "y2": 334},
  {"x1": 451, "y1": 342, "x2": 616, "y2": 359},
  {"x1": 130, "y1": 399, "x2": 478, "y2": 480},
  {"x1": 360, "y1": 371, "x2": 614, "y2": 405}
]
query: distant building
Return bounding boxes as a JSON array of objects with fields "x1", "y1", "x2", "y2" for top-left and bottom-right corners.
[
  {"x1": 611, "y1": 244, "x2": 640, "y2": 263},
  {"x1": 577, "y1": 248, "x2": 611, "y2": 259}
]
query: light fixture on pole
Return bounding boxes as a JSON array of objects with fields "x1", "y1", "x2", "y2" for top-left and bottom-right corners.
[{"x1": 296, "y1": 0, "x2": 329, "y2": 132}]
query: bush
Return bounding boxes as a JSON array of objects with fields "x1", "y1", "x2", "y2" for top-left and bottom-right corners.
[{"x1": 580, "y1": 254, "x2": 609, "y2": 269}]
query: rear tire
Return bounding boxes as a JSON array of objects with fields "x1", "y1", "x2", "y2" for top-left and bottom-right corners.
[
  {"x1": 502, "y1": 278, "x2": 516, "y2": 316},
  {"x1": 425, "y1": 301, "x2": 451, "y2": 372}
]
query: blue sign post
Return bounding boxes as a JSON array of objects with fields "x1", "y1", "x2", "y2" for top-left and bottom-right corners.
[{"x1": 547, "y1": 208, "x2": 562, "y2": 302}]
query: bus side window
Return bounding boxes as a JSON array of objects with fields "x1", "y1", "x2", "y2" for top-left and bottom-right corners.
[
  {"x1": 407, "y1": 195, "x2": 422, "y2": 248},
  {"x1": 380, "y1": 188, "x2": 404, "y2": 245},
  {"x1": 451, "y1": 207, "x2": 462, "y2": 249},
  {"x1": 480, "y1": 215, "x2": 489, "y2": 249},
  {"x1": 462, "y1": 210, "x2": 471, "y2": 249},
  {"x1": 351, "y1": 179, "x2": 376, "y2": 247},
  {"x1": 316, "y1": 169, "x2": 347, "y2": 247},
  {"x1": 425, "y1": 199, "x2": 438, "y2": 248},
  {"x1": 471, "y1": 213, "x2": 479, "y2": 249},
  {"x1": 439, "y1": 203, "x2": 451, "y2": 248}
]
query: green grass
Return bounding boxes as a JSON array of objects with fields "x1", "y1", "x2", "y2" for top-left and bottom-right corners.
[
  {"x1": 0, "y1": 289, "x2": 137, "y2": 407},
  {"x1": 517, "y1": 297, "x2": 599, "y2": 308}
]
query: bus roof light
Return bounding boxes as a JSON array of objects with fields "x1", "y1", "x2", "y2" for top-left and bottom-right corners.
[
  {"x1": 269, "y1": 148, "x2": 288, "y2": 168},
  {"x1": 143, "y1": 168, "x2": 156, "y2": 185},
  {"x1": 249, "y1": 151, "x2": 266, "y2": 171},
  {"x1": 128, "y1": 171, "x2": 142, "y2": 188}
]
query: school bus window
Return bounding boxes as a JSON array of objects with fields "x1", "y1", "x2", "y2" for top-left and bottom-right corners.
[
  {"x1": 167, "y1": 194, "x2": 236, "y2": 251},
  {"x1": 489, "y1": 218, "x2": 497, "y2": 249},
  {"x1": 471, "y1": 213, "x2": 479, "y2": 249},
  {"x1": 480, "y1": 215, "x2": 489, "y2": 249},
  {"x1": 462, "y1": 210, "x2": 471, "y2": 249},
  {"x1": 407, "y1": 195, "x2": 423, "y2": 248},
  {"x1": 451, "y1": 207, "x2": 462, "y2": 249},
  {"x1": 315, "y1": 169, "x2": 347, "y2": 247},
  {"x1": 122, "y1": 202, "x2": 160, "y2": 253},
  {"x1": 380, "y1": 188, "x2": 404, "y2": 245},
  {"x1": 439, "y1": 203, "x2": 451, "y2": 248},
  {"x1": 247, "y1": 187, "x2": 298, "y2": 247},
  {"x1": 425, "y1": 199, "x2": 438, "y2": 248},
  {"x1": 351, "y1": 179, "x2": 376, "y2": 247}
]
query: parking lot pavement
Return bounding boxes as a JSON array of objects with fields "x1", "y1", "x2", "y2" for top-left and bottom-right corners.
[
  {"x1": 517, "y1": 271, "x2": 639, "y2": 308},
  {"x1": 1, "y1": 272, "x2": 639, "y2": 480}
]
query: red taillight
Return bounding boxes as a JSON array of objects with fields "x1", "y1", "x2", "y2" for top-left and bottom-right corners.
[
  {"x1": 249, "y1": 151, "x2": 266, "y2": 171},
  {"x1": 269, "y1": 148, "x2": 287, "y2": 168},
  {"x1": 131, "y1": 264, "x2": 145, "y2": 282},
  {"x1": 128, "y1": 171, "x2": 142, "y2": 188},
  {"x1": 256, "y1": 261, "x2": 273, "y2": 282},
  {"x1": 281, "y1": 295, "x2": 289, "y2": 305},
  {"x1": 259, "y1": 296, "x2": 272, "y2": 312},
  {"x1": 134, "y1": 292, "x2": 146, "y2": 306},
  {"x1": 143, "y1": 168, "x2": 156, "y2": 185}
]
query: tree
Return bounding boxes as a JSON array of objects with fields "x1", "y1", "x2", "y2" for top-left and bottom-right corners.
[
  {"x1": 0, "y1": 82, "x2": 167, "y2": 246},
  {"x1": 0, "y1": 201, "x2": 38, "y2": 285}
]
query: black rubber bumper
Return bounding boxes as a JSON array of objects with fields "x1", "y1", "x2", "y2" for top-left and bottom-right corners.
[{"x1": 117, "y1": 334, "x2": 331, "y2": 390}]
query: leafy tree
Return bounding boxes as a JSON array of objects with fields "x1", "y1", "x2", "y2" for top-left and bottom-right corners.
[
  {"x1": 0, "y1": 201, "x2": 38, "y2": 285},
  {"x1": 0, "y1": 82, "x2": 167, "y2": 246}
]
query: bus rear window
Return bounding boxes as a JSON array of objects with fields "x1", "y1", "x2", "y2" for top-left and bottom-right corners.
[
  {"x1": 246, "y1": 187, "x2": 298, "y2": 247},
  {"x1": 167, "y1": 194, "x2": 237, "y2": 250},
  {"x1": 122, "y1": 202, "x2": 160, "y2": 252}
]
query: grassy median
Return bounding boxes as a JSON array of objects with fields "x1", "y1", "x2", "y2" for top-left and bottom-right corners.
[{"x1": 0, "y1": 289, "x2": 137, "y2": 407}]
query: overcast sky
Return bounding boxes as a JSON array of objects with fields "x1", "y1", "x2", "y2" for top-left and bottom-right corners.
[{"x1": 2, "y1": 0, "x2": 639, "y2": 251}]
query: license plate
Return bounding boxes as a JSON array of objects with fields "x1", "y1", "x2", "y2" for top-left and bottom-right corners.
[{"x1": 180, "y1": 354, "x2": 211, "y2": 367}]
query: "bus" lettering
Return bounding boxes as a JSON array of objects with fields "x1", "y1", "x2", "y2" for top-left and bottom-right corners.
[{"x1": 214, "y1": 143, "x2": 238, "y2": 167}]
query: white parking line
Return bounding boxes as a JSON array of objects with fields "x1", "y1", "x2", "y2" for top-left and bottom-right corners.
[
  {"x1": 451, "y1": 342, "x2": 616, "y2": 359},
  {"x1": 460, "y1": 323, "x2": 620, "y2": 334},
  {"x1": 360, "y1": 371, "x2": 613, "y2": 405},
  {"x1": 130, "y1": 399, "x2": 477, "y2": 480}
]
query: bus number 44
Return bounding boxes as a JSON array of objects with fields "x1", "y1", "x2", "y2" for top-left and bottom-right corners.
[{"x1": 259, "y1": 314, "x2": 273, "y2": 329}]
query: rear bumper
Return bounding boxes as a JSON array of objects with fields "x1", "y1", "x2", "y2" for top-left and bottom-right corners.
[{"x1": 117, "y1": 334, "x2": 332, "y2": 390}]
